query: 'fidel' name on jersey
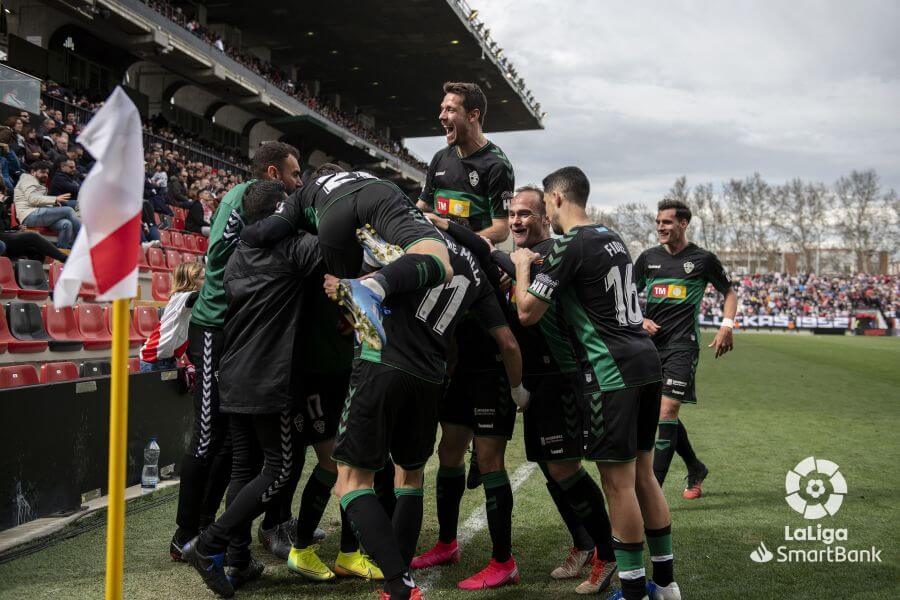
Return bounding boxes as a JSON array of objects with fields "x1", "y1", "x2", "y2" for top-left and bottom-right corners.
[{"x1": 528, "y1": 225, "x2": 661, "y2": 392}]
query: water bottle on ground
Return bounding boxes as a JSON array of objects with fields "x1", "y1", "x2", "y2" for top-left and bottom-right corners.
[{"x1": 141, "y1": 437, "x2": 160, "y2": 494}]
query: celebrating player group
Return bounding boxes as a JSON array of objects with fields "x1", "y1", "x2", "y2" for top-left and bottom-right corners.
[{"x1": 171, "y1": 81, "x2": 736, "y2": 600}]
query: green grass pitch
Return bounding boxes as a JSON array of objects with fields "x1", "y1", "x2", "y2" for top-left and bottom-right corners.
[{"x1": 1, "y1": 333, "x2": 897, "y2": 599}]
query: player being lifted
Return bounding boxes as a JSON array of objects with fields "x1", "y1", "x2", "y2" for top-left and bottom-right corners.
[
  {"x1": 328, "y1": 230, "x2": 525, "y2": 600},
  {"x1": 513, "y1": 167, "x2": 681, "y2": 600},
  {"x1": 633, "y1": 199, "x2": 736, "y2": 498}
]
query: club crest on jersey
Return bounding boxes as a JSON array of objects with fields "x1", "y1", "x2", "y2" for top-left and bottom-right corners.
[
  {"x1": 683, "y1": 261, "x2": 695, "y2": 274},
  {"x1": 469, "y1": 170, "x2": 480, "y2": 186}
]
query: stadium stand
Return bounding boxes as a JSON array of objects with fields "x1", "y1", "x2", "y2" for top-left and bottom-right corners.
[
  {"x1": 39, "y1": 361, "x2": 79, "y2": 383},
  {"x1": 0, "y1": 363, "x2": 39, "y2": 388}
]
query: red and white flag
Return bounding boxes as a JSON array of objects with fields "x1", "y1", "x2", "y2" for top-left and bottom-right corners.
[{"x1": 54, "y1": 87, "x2": 144, "y2": 307}]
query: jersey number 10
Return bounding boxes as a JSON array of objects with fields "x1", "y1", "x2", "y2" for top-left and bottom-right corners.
[{"x1": 605, "y1": 264, "x2": 643, "y2": 326}]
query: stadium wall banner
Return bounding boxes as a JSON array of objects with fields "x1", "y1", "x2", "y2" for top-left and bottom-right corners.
[
  {"x1": 700, "y1": 315, "x2": 851, "y2": 330},
  {"x1": 0, "y1": 372, "x2": 192, "y2": 532}
]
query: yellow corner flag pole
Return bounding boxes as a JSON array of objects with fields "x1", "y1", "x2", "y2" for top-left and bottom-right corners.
[{"x1": 105, "y1": 298, "x2": 131, "y2": 600}]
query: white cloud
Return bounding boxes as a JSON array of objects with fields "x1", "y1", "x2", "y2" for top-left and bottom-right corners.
[{"x1": 405, "y1": 0, "x2": 900, "y2": 207}]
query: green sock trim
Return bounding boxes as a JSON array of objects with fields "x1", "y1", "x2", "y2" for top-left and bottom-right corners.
[
  {"x1": 427, "y1": 253, "x2": 446, "y2": 283},
  {"x1": 394, "y1": 487, "x2": 424, "y2": 498},
  {"x1": 614, "y1": 547, "x2": 645, "y2": 572},
  {"x1": 646, "y1": 533, "x2": 673, "y2": 557},
  {"x1": 658, "y1": 419, "x2": 679, "y2": 425},
  {"x1": 438, "y1": 465, "x2": 466, "y2": 478},
  {"x1": 313, "y1": 464, "x2": 338, "y2": 487},
  {"x1": 558, "y1": 468, "x2": 588, "y2": 491},
  {"x1": 480, "y1": 469, "x2": 510, "y2": 490},
  {"x1": 339, "y1": 488, "x2": 375, "y2": 511}
]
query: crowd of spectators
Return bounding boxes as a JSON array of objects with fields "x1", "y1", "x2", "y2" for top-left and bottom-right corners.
[
  {"x1": 700, "y1": 273, "x2": 899, "y2": 321},
  {"x1": 142, "y1": 0, "x2": 429, "y2": 172}
]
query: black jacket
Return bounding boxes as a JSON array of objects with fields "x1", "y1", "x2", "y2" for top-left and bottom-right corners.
[
  {"x1": 49, "y1": 171, "x2": 81, "y2": 200},
  {"x1": 184, "y1": 200, "x2": 208, "y2": 233},
  {"x1": 218, "y1": 232, "x2": 322, "y2": 414},
  {"x1": 167, "y1": 178, "x2": 191, "y2": 208}
]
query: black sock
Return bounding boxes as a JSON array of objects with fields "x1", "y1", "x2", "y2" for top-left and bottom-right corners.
[
  {"x1": 371, "y1": 253, "x2": 445, "y2": 298},
  {"x1": 540, "y1": 464, "x2": 594, "y2": 552},
  {"x1": 558, "y1": 468, "x2": 615, "y2": 562},
  {"x1": 374, "y1": 461, "x2": 397, "y2": 518},
  {"x1": 261, "y1": 507, "x2": 282, "y2": 530},
  {"x1": 646, "y1": 525, "x2": 674, "y2": 587},
  {"x1": 614, "y1": 539, "x2": 646, "y2": 600},
  {"x1": 342, "y1": 489, "x2": 413, "y2": 599},
  {"x1": 436, "y1": 465, "x2": 465, "y2": 544},
  {"x1": 675, "y1": 420, "x2": 699, "y2": 469},
  {"x1": 393, "y1": 488, "x2": 424, "y2": 567},
  {"x1": 339, "y1": 507, "x2": 359, "y2": 553},
  {"x1": 482, "y1": 469, "x2": 513, "y2": 562},
  {"x1": 295, "y1": 465, "x2": 336, "y2": 548},
  {"x1": 653, "y1": 420, "x2": 679, "y2": 486}
]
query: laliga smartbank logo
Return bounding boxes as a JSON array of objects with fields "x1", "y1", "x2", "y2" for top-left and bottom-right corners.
[{"x1": 750, "y1": 456, "x2": 882, "y2": 564}]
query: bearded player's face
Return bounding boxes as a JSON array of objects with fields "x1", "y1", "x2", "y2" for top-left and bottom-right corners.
[{"x1": 439, "y1": 93, "x2": 473, "y2": 147}]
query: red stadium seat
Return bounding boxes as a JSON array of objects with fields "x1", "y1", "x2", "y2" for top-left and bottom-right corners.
[
  {"x1": 13, "y1": 259, "x2": 49, "y2": 300},
  {"x1": 103, "y1": 305, "x2": 143, "y2": 348},
  {"x1": 173, "y1": 207, "x2": 186, "y2": 221},
  {"x1": 196, "y1": 236, "x2": 208, "y2": 253},
  {"x1": 0, "y1": 364, "x2": 39, "y2": 388},
  {"x1": 128, "y1": 356, "x2": 141, "y2": 373},
  {"x1": 39, "y1": 361, "x2": 79, "y2": 383},
  {"x1": 172, "y1": 217, "x2": 185, "y2": 231},
  {"x1": 41, "y1": 305, "x2": 85, "y2": 351},
  {"x1": 133, "y1": 305, "x2": 160, "y2": 339},
  {"x1": 74, "y1": 304, "x2": 112, "y2": 350},
  {"x1": 165, "y1": 250, "x2": 183, "y2": 270},
  {"x1": 151, "y1": 272, "x2": 172, "y2": 301},
  {"x1": 137, "y1": 245, "x2": 150, "y2": 272},
  {"x1": 170, "y1": 232, "x2": 186, "y2": 250},
  {"x1": 181, "y1": 252, "x2": 197, "y2": 264},
  {"x1": 147, "y1": 247, "x2": 169, "y2": 272},
  {"x1": 183, "y1": 235, "x2": 199, "y2": 254},
  {"x1": 48, "y1": 262, "x2": 98, "y2": 302},
  {"x1": 0, "y1": 257, "x2": 24, "y2": 299},
  {"x1": 159, "y1": 230, "x2": 172, "y2": 247}
]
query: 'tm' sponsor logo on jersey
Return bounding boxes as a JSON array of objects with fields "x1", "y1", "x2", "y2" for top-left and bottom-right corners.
[
  {"x1": 652, "y1": 283, "x2": 687, "y2": 299},
  {"x1": 435, "y1": 194, "x2": 471, "y2": 217}
]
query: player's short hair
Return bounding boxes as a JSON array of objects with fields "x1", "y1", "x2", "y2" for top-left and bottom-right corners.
[
  {"x1": 251, "y1": 141, "x2": 299, "y2": 180},
  {"x1": 243, "y1": 180, "x2": 286, "y2": 225},
  {"x1": 311, "y1": 162, "x2": 345, "y2": 179},
  {"x1": 658, "y1": 198, "x2": 692, "y2": 223},
  {"x1": 542, "y1": 167, "x2": 590, "y2": 208},
  {"x1": 514, "y1": 185, "x2": 545, "y2": 214},
  {"x1": 443, "y1": 82, "x2": 487, "y2": 125}
]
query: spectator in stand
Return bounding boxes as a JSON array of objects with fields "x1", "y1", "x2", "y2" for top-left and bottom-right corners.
[
  {"x1": 145, "y1": 177, "x2": 173, "y2": 218},
  {"x1": 0, "y1": 178, "x2": 68, "y2": 262},
  {"x1": 65, "y1": 112, "x2": 79, "y2": 134},
  {"x1": 141, "y1": 200, "x2": 162, "y2": 246},
  {"x1": 4, "y1": 117, "x2": 24, "y2": 157},
  {"x1": 167, "y1": 168, "x2": 192, "y2": 209},
  {"x1": 139, "y1": 262, "x2": 204, "y2": 372},
  {"x1": 13, "y1": 160, "x2": 79, "y2": 249},
  {"x1": 46, "y1": 131, "x2": 69, "y2": 165},
  {"x1": 49, "y1": 159, "x2": 82, "y2": 207},
  {"x1": 22, "y1": 127, "x2": 46, "y2": 166},
  {"x1": 185, "y1": 189, "x2": 212, "y2": 236},
  {"x1": 37, "y1": 118, "x2": 55, "y2": 146},
  {"x1": 0, "y1": 142, "x2": 16, "y2": 193},
  {"x1": 150, "y1": 162, "x2": 169, "y2": 190}
]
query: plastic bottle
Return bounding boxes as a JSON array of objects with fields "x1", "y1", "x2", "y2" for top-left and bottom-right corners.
[{"x1": 141, "y1": 437, "x2": 160, "y2": 494}]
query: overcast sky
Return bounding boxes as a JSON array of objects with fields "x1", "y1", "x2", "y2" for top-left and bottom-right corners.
[{"x1": 404, "y1": 0, "x2": 900, "y2": 210}]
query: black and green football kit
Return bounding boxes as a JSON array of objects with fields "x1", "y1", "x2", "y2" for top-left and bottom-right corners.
[
  {"x1": 332, "y1": 233, "x2": 507, "y2": 471},
  {"x1": 419, "y1": 141, "x2": 514, "y2": 233},
  {"x1": 495, "y1": 239, "x2": 585, "y2": 462},
  {"x1": 633, "y1": 243, "x2": 731, "y2": 404},
  {"x1": 528, "y1": 225, "x2": 662, "y2": 462}
]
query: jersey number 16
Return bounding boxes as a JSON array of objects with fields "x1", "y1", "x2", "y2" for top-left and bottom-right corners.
[{"x1": 605, "y1": 264, "x2": 643, "y2": 326}]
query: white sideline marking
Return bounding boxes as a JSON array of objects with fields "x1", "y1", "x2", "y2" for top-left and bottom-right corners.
[{"x1": 417, "y1": 461, "x2": 538, "y2": 592}]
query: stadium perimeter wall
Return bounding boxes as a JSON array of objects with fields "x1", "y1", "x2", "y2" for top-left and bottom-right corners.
[{"x1": 0, "y1": 372, "x2": 191, "y2": 531}]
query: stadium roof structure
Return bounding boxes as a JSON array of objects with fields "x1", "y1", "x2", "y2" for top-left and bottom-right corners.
[{"x1": 199, "y1": 0, "x2": 544, "y2": 139}]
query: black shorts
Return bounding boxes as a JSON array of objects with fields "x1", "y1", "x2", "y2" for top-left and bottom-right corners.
[
  {"x1": 523, "y1": 373, "x2": 584, "y2": 463},
  {"x1": 439, "y1": 370, "x2": 515, "y2": 439},
  {"x1": 658, "y1": 347, "x2": 698, "y2": 404},
  {"x1": 332, "y1": 360, "x2": 441, "y2": 471},
  {"x1": 583, "y1": 381, "x2": 662, "y2": 463},
  {"x1": 294, "y1": 372, "x2": 349, "y2": 445},
  {"x1": 318, "y1": 182, "x2": 442, "y2": 278}
]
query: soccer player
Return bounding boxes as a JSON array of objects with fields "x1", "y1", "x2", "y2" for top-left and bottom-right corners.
[
  {"x1": 491, "y1": 185, "x2": 619, "y2": 594},
  {"x1": 633, "y1": 198, "x2": 737, "y2": 498},
  {"x1": 330, "y1": 232, "x2": 526, "y2": 600},
  {"x1": 170, "y1": 142, "x2": 302, "y2": 561},
  {"x1": 183, "y1": 180, "x2": 320, "y2": 598},
  {"x1": 513, "y1": 167, "x2": 681, "y2": 600},
  {"x1": 416, "y1": 81, "x2": 513, "y2": 244},
  {"x1": 245, "y1": 166, "x2": 454, "y2": 349}
]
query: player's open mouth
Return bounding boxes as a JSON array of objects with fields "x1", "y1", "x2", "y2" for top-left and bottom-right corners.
[{"x1": 444, "y1": 124, "x2": 455, "y2": 137}]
